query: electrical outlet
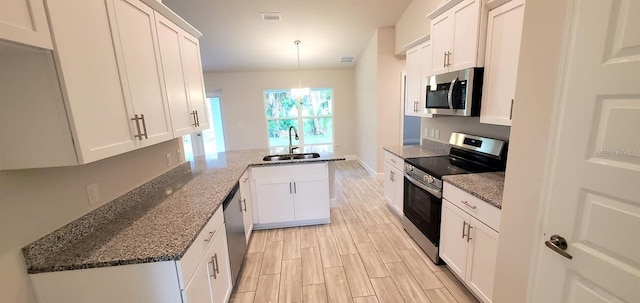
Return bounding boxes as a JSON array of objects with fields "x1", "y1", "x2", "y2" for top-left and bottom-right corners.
[
  {"x1": 166, "y1": 152, "x2": 172, "y2": 167},
  {"x1": 424, "y1": 128, "x2": 430, "y2": 137},
  {"x1": 430, "y1": 129, "x2": 435, "y2": 138},
  {"x1": 177, "y1": 149, "x2": 182, "y2": 160},
  {"x1": 86, "y1": 183, "x2": 100, "y2": 206},
  {"x1": 435, "y1": 129, "x2": 440, "y2": 139}
]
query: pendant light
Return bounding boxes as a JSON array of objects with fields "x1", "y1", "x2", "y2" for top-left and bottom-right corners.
[{"x1": 291, "y1": 40, "x2": 310, "y2": 97}]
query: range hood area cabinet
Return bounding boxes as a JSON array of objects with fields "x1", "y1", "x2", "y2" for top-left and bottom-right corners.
[
  {"x1": 427, "y1": 0, "x2": 488, "y2": 76},
  {"x1": 0, "y1": 0, "x2": 207, "y2": 170},
  {"x1": 0, "y1": 0, "x2": 53, "y2": 49}
]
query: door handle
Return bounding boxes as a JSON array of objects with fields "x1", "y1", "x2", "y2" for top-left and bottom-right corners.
[
  {"x1": 447, "y1": 51, "x2": 452, "y2": 67},
  {"x1": 294, "y1": 182, "x2": 297, "y2": 194},
  {"x1": 390, "y1": 171, "x2": 394, "y2": 182},
  {"x1": 204, "y1": 230, "x2": 216, "y2": 243},
  {"x1": 289, "y1": 182, "x2": 292, "y2": 194},
  {"x1": 466, "y1": 225, "x2": 473, "y2": 242},
  {"x1": 545, "y1": 235, "x2": 573, "y2": 259},
  {"x1": 241, "y1": 198, "x2": 247, "y2": 212},
  {"x1": 443, "y1": 52, "x2": 447, "y2": 68},
  {"x1": 510, "y1": 99, "x2": 515, "y2": 120},
  {"x1": 462, "y1": 221, "x2": 467, "y2": 239},
  {"x1": 447, "y1": 77, "x2": 457, "y2": 111},
  {"x1": 131, "y1": 114, "x2": 143, "y2": 140},
  {"x1": 209, "y1": 257, "x2": 216, "y2": 279},
  {"x1": 195, "y1": 110, "x2": 200, "y2": 127},
  {"x1": 191, "y1": 111, "x2": 198, "y2": 127}
]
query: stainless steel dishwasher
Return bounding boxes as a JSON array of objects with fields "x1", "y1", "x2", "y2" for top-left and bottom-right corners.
[{"x1": 223, "y1": 183, "x2": 246, "y2": 286}]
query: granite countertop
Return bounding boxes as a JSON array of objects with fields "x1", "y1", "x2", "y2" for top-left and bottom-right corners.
[
  {"x1": 443, "y1": 172, "x2": 505, "y2": 209},
  {"x1": 383, "y1": 145, "x2": 449, "y2": 159},
  {"x1": 23, "y1": 147, "x2": 345, "y2": 274}
]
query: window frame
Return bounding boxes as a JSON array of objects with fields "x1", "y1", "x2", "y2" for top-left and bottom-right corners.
[{"x1": 263, "y1": 88, "x2": 334, "y2": 148}]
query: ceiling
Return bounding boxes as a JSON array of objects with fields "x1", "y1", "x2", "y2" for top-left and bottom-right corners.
[{"x1": 162, "y1": 0, "x2": 413, "y2": 73}]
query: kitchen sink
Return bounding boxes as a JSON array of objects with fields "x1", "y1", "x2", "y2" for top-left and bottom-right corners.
[{"x1": 262, "y1": 153, "x2": 321, "y2": 161}]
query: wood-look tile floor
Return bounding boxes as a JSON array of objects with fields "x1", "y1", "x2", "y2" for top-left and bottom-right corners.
[{"x1": 230, "y1": 161, "x2": 479, "y2": 303}]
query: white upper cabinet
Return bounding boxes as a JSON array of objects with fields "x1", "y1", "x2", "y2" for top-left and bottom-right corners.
[
  {"x1": 428, "y1": 0, "x2": 487, "y2": 75},
  {"x1": 180, "y1": 34, "x2": 210, "y2": 132},
  {"x1": 404, "y1": 40, "x2": 433, "y2": 117},
  {"x1": 480, "y1": 0, "x2": 525, "y2": 126},
  {"x1": 155, "y1": 12, "x2": 209, "y2": 137},
  {"x1": 107, "y1": 0, "x2": 173, "y2": 147},
  {"x1": 0, "y1": 0, "x2": 52, "y2": 49}
]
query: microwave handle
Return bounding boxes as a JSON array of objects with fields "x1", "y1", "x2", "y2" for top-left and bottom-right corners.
[{"x1": 447, "y1": 77, "x2": 457, "y2": 111}]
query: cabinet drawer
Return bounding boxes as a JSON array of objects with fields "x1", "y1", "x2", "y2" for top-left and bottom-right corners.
[
  {"x1": 178, "y1": 207, "x2": 224, "y2": 288},
  {"x1": 443, "y1": 182, "x2": 501, "y2": 232},
  {"x1": 384, "y1": 151, "x2": 404, "y2": 170}
]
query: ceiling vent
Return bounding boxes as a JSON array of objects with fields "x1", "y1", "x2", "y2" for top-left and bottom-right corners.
[
  {"x1": 339, "y1": 56, "x2": 355, "y2": 63},
  {"x1": 261, "y1": 12, "x2": 281, "y2": 22}
]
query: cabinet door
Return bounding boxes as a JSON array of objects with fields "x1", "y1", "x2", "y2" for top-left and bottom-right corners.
[
  {"x1": 208, "y1": 227, "x2": 232, "y2": 303},
  {"x1": 383, "y1": 162, "x2": 395, "y2": 204},
  {"x1": 439, "y1": 199, "x2": 470, "y2": 280},
  {"x1": 419, "y1": 42, "x2": 433, "y2": 117},
  {"x1": 254, "y1": 177, "x2": 295, "y2": 224},
  {"x1": 0, "y1": 0, "x2": 52, "y2": 49},
  {"x1": 107, "y1": 0, "x2": 173, "y2": 146},
  {"x1": 480, "y1": 0, "x2": 525, "y2": 126},
  {"x1": 155, "y1": 13, "x2": 195, "y2": 137},
  {"x1": 292, "y1": 174, "x2": 330, "y2": 221},
  {"x1": 181, "y1": 34, "x2": 210, "y2": 131},
  {"x1": 239, "y1": 172, "x2": 253, "y2": 243},
  {"x1": 183, "y1": 258, "x2": 214, "y2": 303},
  {"x1": 450, "y1": 0, "x2": 481, "y2": 71},
  {"x1": 430, "y1": 13, "x2": 453, "y2": 76},
  {"x1": 392, "y1": 166, "x2": 404, "y2": 216},
  {"x1": 466, "y1": 217, "x2": 499, "y2": 303},
  {"x1": 405, "y1": 46, "x2": 422, "y2": 116},
  {"x1": 45, "y1": 0, "x2": 137, "y2": 164}
]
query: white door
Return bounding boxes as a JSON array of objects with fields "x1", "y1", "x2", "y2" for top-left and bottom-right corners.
[
  {"x1": 183, "y1": 258, "x2": 213, "y2": 303},
  {"x1": 155, "y1": 13, "x2": 194, "y2": 137},
  {"x1": 532, "y1": 1, "x2": 640, "y2": 302},
  {"x1": 419, "y1": 41, "x2": 433, "y2": 118},
  {"x1": 181, "y1": 34, "x2": 210, "y2": 131},
  {"x1": 430, "y1": 13, "x2": 453, "y2": 76},
  {"x1": 480, "y1": 0, "x2": 525, "y2": 126},
  {"x1": 108, "y1": 0, "x2": 173, "y2": 146},
  {"x1": 439, "y1": 200, "x2": 470, "y2": 280},
  {"x1": 254, "y1": 177, "x2": 295, "y2": 224},
  {"x1": 0, "y1": 0, "x2": 52, "y2": 49},
  {"x1": 405, "y1": 46, "x2": 422, "y2": 116},
  {"x1": 292, "y1": 175, "x2": 330, "y2": 221},
  {"x1": 466, "y1": 217, "x2": 499, "y2": 303},
  {"x1": 450, "y1": 0, "x2": 481, "y2": 71},
  {"x1": 239, "y1": 172, "x2": 253, "y2": 242},
  {"x1": 208, "y1": 229, "x2": 232, "y2": 303}
]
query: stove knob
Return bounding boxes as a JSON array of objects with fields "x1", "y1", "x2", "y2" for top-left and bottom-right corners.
[{"x1": 425, "y1": 175, "x2": 434, "y2": 184}]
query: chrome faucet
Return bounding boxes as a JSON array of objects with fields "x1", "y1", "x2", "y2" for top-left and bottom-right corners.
[{"x1": 288, "y1": 126, "x2": 299, "y2": 154}]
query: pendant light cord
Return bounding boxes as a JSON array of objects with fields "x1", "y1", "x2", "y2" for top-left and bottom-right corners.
[{"x1": 295, "y1": 40, "x2": 302, "y2": 89}]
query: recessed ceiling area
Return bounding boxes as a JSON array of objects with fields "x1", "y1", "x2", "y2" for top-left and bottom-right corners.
[{"x1": 162, "y1": 0, "x2": 413, "y2": 73}]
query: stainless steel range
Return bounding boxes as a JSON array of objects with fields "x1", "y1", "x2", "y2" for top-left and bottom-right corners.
[{"x1": 402, "y1": 132, "x2": 507, "y2": 264}]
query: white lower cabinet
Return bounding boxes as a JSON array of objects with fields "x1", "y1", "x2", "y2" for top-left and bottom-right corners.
[
  {"x1": 383, "y1": 151, "x2": 404, "y2": 216},
  {"x1": 251, "y1": 163, "x2": 330, "y2": 228},
  {"x1": 440, "y1": 183, "x2": 500, "y2": 303},
  {"x1": 30, "y1": 208, "x2": 232, "y2": 303},
  {"x1": 239, "y1": 170, "x2": 254, "y2": 243}
]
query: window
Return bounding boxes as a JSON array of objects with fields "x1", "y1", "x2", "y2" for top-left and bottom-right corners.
[
  {"x1": 182, "y1": 97, "x2": 226, "y2": 162},
  {"x1": 264, "y1": 88, "x2": 333, "y2": 147}
]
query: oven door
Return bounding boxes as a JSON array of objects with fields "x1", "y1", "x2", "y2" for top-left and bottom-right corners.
[{"x1": 403, "y1": 174, "x2": 442, "y2": 246}]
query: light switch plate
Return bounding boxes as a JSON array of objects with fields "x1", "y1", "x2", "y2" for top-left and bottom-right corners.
[
  {"x1": 166, "y1": 153, "x2": 173, "y2": 167},
  {"x1": 435, "y1": 129, "x2": 440, "y2": 139}
]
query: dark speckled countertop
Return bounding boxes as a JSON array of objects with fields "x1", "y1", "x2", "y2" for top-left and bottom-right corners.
[
  {"x1": 22, "y1": 147, "x2": 345, "y2": 274},
  {"x1": 443, "y1": 172, "x2": 505, "y2": 209}
]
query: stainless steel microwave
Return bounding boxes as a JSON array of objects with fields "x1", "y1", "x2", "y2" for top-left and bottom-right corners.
[{"x1": 425, "y1": 67, "x2": 484, "y2": 116}]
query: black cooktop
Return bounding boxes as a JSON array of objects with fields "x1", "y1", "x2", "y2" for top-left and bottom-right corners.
[{"x1": 405, "y1": 155, "x2": 501, "y2": 179}]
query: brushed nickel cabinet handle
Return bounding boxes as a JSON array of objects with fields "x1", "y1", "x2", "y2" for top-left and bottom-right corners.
[
  {"x1": 467, "y1": 225, "x2": 473, "y2": 242},
  {"x1": 195, "y1": 110, "x2": 200, "y2": 127},
  {"x1": 204, "y1": 230, "x2": 216, "y2": 243},
  {"x1": 294, "y1": 182, "x2": 297, "y2": 194},
  {"x1": 447, "y1": 51, "x2": 452, "y2": 67},
  {"x1": 461, "y1": 200, "x2": 477, "y2": 209},
  {"x1": 131, "y1": 114, "x2": 143, "y2": 140},
  {"x1": 140, "y1": 114, "x2": 148, "y2": 139},
  {"x1": 510, "y1": 99, "x2": 514, "y2": 120},
  {"x1": 213, "y1": 253, "x2": 220, "y2": 274},
  {"x1": 462, "y1": 221, "x2": 467, "y2": 239},
  {"x1": 241, "y1": 198, "x2": 247, "y2": 212},
  {"x1": 289, "y1": 182, "x2": 292, "y2": 194},
  {"x1": 191, "y1": 111, "x2": 198, "y2": 127},
  {"x1": 208, "y1": 258, "x2": 216, "y2": 278}
]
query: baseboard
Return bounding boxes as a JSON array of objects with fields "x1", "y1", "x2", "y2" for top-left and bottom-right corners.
[
  {"x1": 330, "y1": 198, "x2": 337, "y2": 207},
  {"x1": 253, "y1": 218, "x2": 330, "y2": 230},
  {"x1": 356, "y1": 157, "x2": 377, "y2": 176}
]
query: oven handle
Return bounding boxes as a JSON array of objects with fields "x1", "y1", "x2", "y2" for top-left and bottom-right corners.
[{"x1": 405, "y1": 174, "x2": 442, "y2": 199}]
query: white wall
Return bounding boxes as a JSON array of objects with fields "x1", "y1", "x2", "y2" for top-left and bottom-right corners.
[
  {"x1": 0, "y1": 139, "x2": 184, "y2": 303},
  {"x1": 355, "y1": 32, "x2": 379, "y2": 173},
  {"x1": 394, "y1": 0, "x2": 441, "y2": 55},
  {"x1": 375, "y1": 27, "x2": 405, "y2": 172},
  {"x1": 493, "y1": 0, "x2": 570, "y2": 302},
  {"x1": 203, "y1": 70, "x2": 357, "y2": 155},
  {"x1": 355, "y1": 28, "x2": 405, "y2": 174}
]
